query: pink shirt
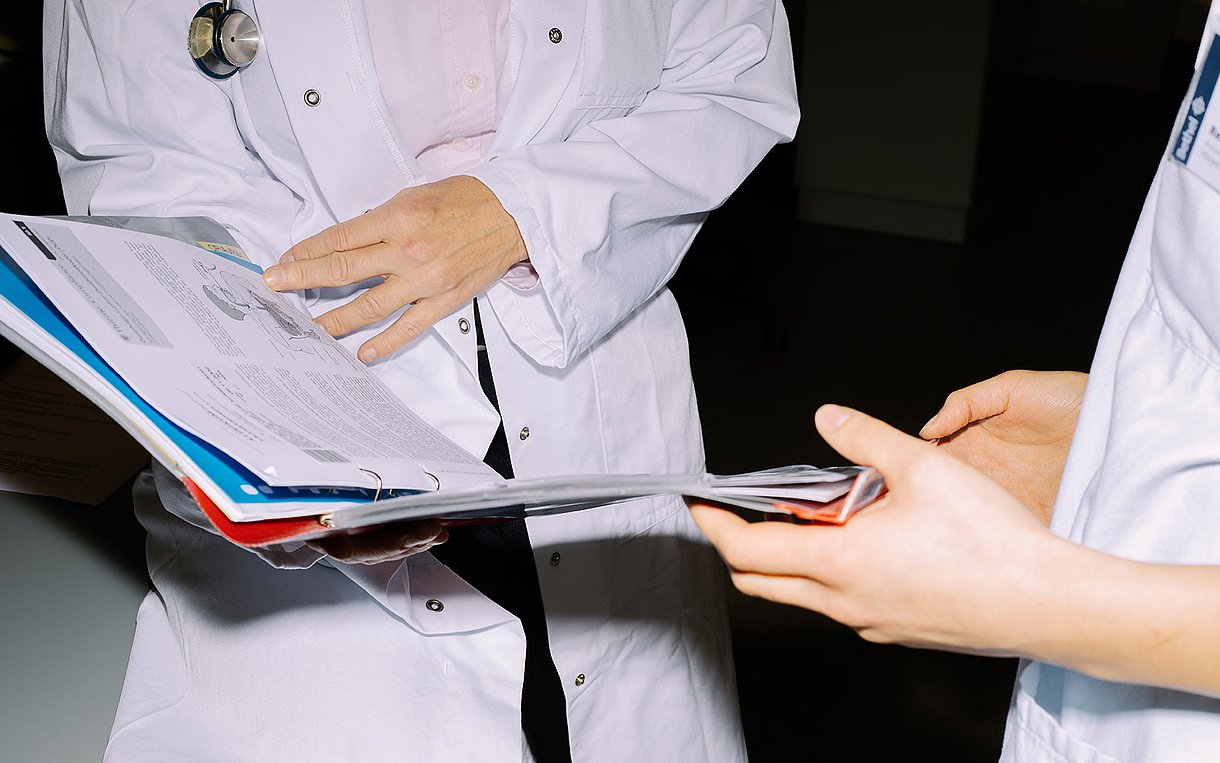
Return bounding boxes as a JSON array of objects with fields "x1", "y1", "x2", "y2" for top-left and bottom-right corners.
[
  {"x1": 365, "y1": 0, "x2": 536, "y2": 287},
  {"x1": 364, "y1": 0, "x2": 513, "y2": 182}
]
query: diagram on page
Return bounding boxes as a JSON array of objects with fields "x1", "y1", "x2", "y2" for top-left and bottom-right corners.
[{"x1": 194, "y1": 261, "x2": 341, "y2": 362}]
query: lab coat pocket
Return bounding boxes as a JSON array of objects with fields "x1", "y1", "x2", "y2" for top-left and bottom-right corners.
[
  {"x1": 1004, "y1": 686, "x2": 1121, "y2": 763},
  {"x1": 575, "y1": 0, "x2": 673, "y2": 109}
]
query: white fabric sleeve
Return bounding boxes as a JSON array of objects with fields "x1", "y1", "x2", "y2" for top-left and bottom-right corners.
[
  {"x1": 467, "y1": 0, "x2": 799, "y2": 368},
  {"x1": 44, "y1": 0, "x2": 318, "y2": 569}
]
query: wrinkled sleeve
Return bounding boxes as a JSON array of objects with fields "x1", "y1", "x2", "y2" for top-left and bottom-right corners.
[
  {"x1": 468, "y1": 0, "x2": 799, "y2": 367},
  {"x1": 43, "y1": 0, "x2": 322, "y2": 568}
]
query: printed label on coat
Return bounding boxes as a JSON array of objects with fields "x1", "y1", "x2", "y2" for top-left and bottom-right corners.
[{"x1": 1173, "y1": 34, "x2": 1220, "y2": 190}]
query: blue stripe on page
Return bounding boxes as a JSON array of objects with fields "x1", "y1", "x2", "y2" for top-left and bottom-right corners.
[
  {"x1": 0, "y1": 243, "x2": 407, "y2": 512},
  {"x1": 197, "y1": 245, "x2": 265, "y2": 274}
]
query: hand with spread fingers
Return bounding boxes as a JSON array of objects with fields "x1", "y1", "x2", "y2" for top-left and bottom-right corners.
[
  {"x1": 262, "y1": 175, "x2": 528, "y2": 362},
  {"x1": 306, "y1": 521, "x2": 449, "y2": 565},
  {"x1": 921, "y1": 370, "x2": 1087, "y2": 525},
  {"x1": 689, "y1": 405, "x2": 1220, "y2": 696}
]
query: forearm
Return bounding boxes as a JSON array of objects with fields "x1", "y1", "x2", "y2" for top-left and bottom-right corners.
[{"x1": 1017, "y1": 538, "x2": 1220, "y2": 697}]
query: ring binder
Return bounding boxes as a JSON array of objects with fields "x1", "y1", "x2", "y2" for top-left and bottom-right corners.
[{"x1": 359, "y1": 467, "x2": 384, "y2": 502}]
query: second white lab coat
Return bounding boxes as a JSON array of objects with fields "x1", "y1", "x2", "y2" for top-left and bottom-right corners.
[
  {"x1": 43, "y1": 0, "x2": 799, "y2": 759},
  {"x1": 1001, "y1": 6, "x2": 1220, "y2": 761}
]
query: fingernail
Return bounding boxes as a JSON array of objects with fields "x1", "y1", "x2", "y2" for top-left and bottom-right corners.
[
  {"x1": 279, "y1": 253, "x2": 295, "y2": 264},
  {"x1": 919, "y1": 415, "x2": 940, "y2": 436},
  {"x1": 359, "y1": 346, "x2": 378, "y2": 362},
  {"x1": 263, "y1": 267, "x2": 285, "y2": 289},
  {"x1": 816, "y1": 405, "x2": 852, "y2": 431}
]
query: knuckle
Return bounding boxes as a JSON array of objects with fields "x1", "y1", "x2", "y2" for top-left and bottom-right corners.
[
  {"x1": 316, "y1": 313, "x2": 343, "y2": 335},
  {"x1": 330, "y1": 222, "x2": 356, "y2": 252},
  {"x1": 963, "y1": 397, "x2": 981, "y2": 419},
  {"x1": 328, "y1": 253, "x2": 354, "y2": 284},
  {"x1": 393, "y1": 317, "x2": 426, "y2": 343},
  {"x1": 388, "y1": 204, "x2": 416, "y2": 233},
  {"x1": 355, "y1": 289, "x2": 394, "y2": 321},
  {"x1": 401, "y1": 240, "x2": 431, "y2": 267}
]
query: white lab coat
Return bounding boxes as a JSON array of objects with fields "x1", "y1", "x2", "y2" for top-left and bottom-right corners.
[
  {"x1": 1000, "y1": 7, "x2": 1220, "y2": 762},
  {"x1": 42, "y1": 0, "x2": 798, "y2": 760}
]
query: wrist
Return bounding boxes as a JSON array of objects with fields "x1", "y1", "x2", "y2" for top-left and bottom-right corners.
[
  {"x1": 1008, "y1": 538, "x2": 1154, "y2": 679},
  {"x1": 998, "y1": 532, "x2": 1103, "y2": 660}
]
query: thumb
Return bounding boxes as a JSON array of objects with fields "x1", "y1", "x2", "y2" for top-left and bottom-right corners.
[
  {"x1": 919, "y1": 396, "x2": 974, "y2": 441},
  {"x1": 920, "y1": 373, "x2": 1020, "y2": 439},
  {"x1": 815, "y1": 405, "x2": 928, "y2": 486}
]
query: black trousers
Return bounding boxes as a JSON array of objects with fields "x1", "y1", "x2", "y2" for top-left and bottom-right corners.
[{"x1": 429, "y1": 300, "x2": 572, "y2": 763}]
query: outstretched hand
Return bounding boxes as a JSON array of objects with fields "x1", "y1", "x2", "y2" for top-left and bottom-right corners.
[
  {"x1": 690, "y1": 405, "x2": 1068, "y2": 656},
  {"x1": 262, "y1": 175, "x2": 527, "y2": 362},
  {"x1": 921, "y1": 370, "x2": 1087, "y2": 525}
]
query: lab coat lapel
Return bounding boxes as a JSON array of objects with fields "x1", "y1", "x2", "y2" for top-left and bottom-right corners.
[
  {"x1": 251, "y1": 0, "x2": 421, "y2": 219},
  {"x1": 492, "y1": 0, "x2": 587, "y2": 151}
]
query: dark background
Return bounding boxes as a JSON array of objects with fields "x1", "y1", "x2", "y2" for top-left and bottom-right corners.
[{"x1": 0, "y1": 1, "x2": 1209, "y2": 760}]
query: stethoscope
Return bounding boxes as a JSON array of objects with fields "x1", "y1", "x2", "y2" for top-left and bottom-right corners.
[{"x1": 188, "y1": 1, "x2": 261, "y2": 79}]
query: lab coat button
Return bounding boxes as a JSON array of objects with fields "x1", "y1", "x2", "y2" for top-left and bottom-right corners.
[
  {"x1": 464, "y1": 73, "x2": 482, "y2": 91},
  {"x1": 519, "y1": 426, "x2": 530, "y2": 441},
  {"x1": 549, "y1": 552, "x2": 561, "y2": 567},
  {"x1": 303, "y1": 89, "x2": 322, "y2": 107},
  {"x1": 425, "y1": 599, "x2": 444, "y2": 612},
  {"x1": 458, "y1": 318, "x2": 471, "y2": 334},
  {"x1": 549, "y1": 28, "x2": 563, "y2": 44},
  {"x1": 574, "y1": 673, "x2": 585, "y2": 687}
]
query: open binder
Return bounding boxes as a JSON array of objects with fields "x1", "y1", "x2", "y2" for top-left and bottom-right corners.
[{"x1": 0, "y1": 213, "x2": 884, "y2": 546}]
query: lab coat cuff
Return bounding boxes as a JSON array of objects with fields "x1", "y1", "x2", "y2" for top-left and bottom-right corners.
[
  {"x1": 466, "y1": 163, "x2": 574, "y2": 367},
  {"x1": 501, "y1": 261, "x2": 541, "y2": 291}
]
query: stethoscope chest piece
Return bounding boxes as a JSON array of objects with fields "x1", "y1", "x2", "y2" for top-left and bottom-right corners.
[{"x1": 189, "y1": 1, "x2": 260, "y2": 79}]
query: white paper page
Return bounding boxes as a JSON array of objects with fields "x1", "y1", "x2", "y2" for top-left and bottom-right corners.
[
  {"x1": 0, "y1": 215, "x2": 495, "y2": 490},
  {"x1": 0, "y1": 296, "x2": 391, "y2": 521},
  {"x1": 325, "y1": 468, "x2": 871, "y2": 532}
]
